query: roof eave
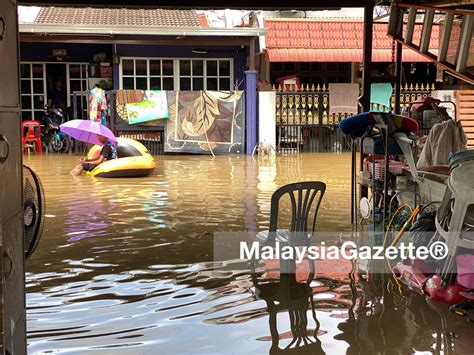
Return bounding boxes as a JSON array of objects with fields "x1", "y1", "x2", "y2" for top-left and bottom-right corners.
[{"x1": 18, "y1": 23, "x2": 266, "y2": 37}]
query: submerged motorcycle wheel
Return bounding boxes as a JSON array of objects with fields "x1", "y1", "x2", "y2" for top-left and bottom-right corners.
[{"x1": 48, "y1": 135, "x2": 71, "y2": 153}]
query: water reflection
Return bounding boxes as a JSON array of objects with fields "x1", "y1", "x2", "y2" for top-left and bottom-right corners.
[
  {"x1": 337, "y1": 274, "x2": 474, "y2": 354},
  {"x1": 252, "y1": 271, "x2": 324, "y2": 353},
  {"x1": 22, "y1": 153, "x2": 473, "y2": 353},
  {"x1": 64, "y1": 179, "x2": 113, "y2": 242}
]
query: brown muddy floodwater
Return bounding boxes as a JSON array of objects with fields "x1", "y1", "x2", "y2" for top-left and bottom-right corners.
[{"x1": 24, "y1": 153, "x2": 473, "y2": 354}]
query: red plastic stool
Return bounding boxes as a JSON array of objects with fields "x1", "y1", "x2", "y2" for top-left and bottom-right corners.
[{"x1": 22, "y1": 120, "x2": 42, "y2": 155}]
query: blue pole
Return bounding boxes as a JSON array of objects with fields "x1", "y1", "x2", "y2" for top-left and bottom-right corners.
[{"x1": 245, "y1": 70, "x2": 258, "y2": 154}]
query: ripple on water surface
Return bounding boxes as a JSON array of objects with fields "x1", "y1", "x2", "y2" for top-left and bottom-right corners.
[{"x1": 24, "y1": 153, "x2": 472, "y2": 354}]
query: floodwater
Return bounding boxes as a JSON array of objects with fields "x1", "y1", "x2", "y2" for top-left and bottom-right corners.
[{"x1": 24, "y1": 153, "x2": 473, "y2": 354}]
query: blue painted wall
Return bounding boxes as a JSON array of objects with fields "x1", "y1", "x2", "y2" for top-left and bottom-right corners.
[
  {"x1": 20, "y1": 42, "x2": 248, "y2": 90},
  {"x1": 20, "y1": 42, "x2": 113, "y2": 62}
]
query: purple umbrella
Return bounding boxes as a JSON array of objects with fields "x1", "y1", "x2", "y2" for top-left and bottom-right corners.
[{"x1": 60, "y1": 119, "x2": 118, "y2": 146}]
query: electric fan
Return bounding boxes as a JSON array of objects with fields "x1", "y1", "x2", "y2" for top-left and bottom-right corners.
[{"x1": 23, "y1": 165, "x2": 45, "y2": 259}]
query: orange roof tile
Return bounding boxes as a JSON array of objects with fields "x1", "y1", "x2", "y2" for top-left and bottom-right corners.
[{"x1": 264, "y1": 19, "x2": 439, "y2": 62}]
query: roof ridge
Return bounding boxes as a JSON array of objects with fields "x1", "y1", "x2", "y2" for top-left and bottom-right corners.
[
  {"x1": 37, "y1": 6, "x2": 198, "y2": 11},
  {"x1": 35, "y1": 6, "x2": 202, "y2": 28}
]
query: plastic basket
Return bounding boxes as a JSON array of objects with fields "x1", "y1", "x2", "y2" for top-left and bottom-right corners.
[{"x1": 369, "y1": 160, "x2": 405, "y2": 181}]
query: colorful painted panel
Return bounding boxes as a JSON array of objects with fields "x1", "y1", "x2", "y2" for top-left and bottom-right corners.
[
  {"x1": 115, "y1": 90, "x2": 146, "y2": 123},
  {"x1": 164, "y1": 91, "x2": 245, "y2": 154},
  {"x1": 116, "y1": 90, "x2": 169, "y2": 125},
  {"x1": 126, "y1": 91, "x2": 169, "y2": 124}
]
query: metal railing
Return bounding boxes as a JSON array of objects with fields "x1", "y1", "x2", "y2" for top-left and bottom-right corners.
[
  {"x1": 116, "y1": 130, "x2": 164, "y2": 155},
  {"x1": 274, "y1": 83, "x2": 434, "y2": 153}
]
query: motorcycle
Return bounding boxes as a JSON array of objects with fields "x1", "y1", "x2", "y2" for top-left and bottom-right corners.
[{"x1": 42, "y1": 107, "x2": 71, "y2": 153}]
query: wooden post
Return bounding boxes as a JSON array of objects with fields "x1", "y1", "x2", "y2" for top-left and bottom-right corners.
[
  {"x1": 438, "y1": 12, "x2": 454, "y2": 63},
  {"x1": 405, "y1": 7, "x2": 417, "y2": 45},
  {"x1": 420, "y1": 10, "x2": 435, "y2": 53},
  {"x1": 249, "y1": 37, "x2": 256, "y2": 71}
]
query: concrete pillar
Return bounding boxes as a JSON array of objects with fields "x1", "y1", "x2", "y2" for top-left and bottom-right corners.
[{"x1": 245, "y1": 70, "x2": 258, "y2": 154}]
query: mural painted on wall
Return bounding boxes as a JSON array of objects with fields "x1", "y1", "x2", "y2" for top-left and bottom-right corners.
[{"x1": 164, "y1": 91, "x2": 245, "y2": 154}]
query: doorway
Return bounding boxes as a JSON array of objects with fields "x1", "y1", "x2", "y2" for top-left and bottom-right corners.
[{"x1": 46, "y1": 63, "x2": 67, "y2": 110}]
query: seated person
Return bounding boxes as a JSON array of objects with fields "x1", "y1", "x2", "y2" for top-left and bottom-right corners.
[{"x1": 71, "y1": 135, "x2": 117, "y2": 176}]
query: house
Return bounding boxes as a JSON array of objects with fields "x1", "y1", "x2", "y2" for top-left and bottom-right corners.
[
  {"x1": 18, "y1": 6, "x2": 264, "y2": 154},
  {"x1": 17, "y1": 6, "x2": 472, "y2": 154},
  {"x1": 262, "y1": 18, "x2": 439, "y2": 87}
]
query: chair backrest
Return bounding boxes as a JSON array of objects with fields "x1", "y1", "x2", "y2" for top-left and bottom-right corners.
[
  {"x1": 269, "y1": 181, "x2": 326, "y2": 234},
  {"x1": 22, "y1": 120, "x2": 41, "y2": 138}
]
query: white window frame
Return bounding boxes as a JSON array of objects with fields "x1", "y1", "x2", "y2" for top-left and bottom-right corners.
[
  {"x1": 203, "y1": 59, "x2": 233, "y2": 91},
  {"x1": 20, "y1": 61, "x2": 89, "y2": 121},
  {"x1": 20, "y1": 63, "x2": 47, "y2": 121},
  {"x1": 179, "y1": 59, "x2": 204, "y2": 91},
  {"x1": 149, "y1": 59, "x2": 175, "y2": 91},
  {"x1": 67, "y1": 63, "x2": 89, "y2": 106},
  {"x1": 119, "y1": 57, "x2": 234, "y2": 91}
]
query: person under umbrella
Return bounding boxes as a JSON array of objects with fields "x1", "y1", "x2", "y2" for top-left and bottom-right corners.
[
  {"x1": 70, "y1": 134, "x2": 117, "y2": 176},
  {"x1": 60, "y1": 119, "x2": 118, "y2": 176}
]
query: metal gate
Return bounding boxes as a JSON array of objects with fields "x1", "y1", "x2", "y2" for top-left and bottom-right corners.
[
  {"x1": 275, "y1": 85, "x2": 351, "y2": 153},
  {"x1": 275, "y1": 83, "x2": 435, "y2": 153}
]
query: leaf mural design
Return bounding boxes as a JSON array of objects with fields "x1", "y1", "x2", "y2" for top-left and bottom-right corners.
[
  {"x1": 166, "y1": 90, "x2": 244, "y2": 153},
  {"x1": 194, "y1": 91, "x2": 220, "y2": 128},
  {"x1": 206, "y1": 104, "x2": 233, "y2": 143},
  {"x1": 191, "y1": 91, "x2": 236, "y2": 143},
  {"x1": 180, "y1": 91, "x2": 222, "y2": 139},
  {"x1": 177, "y1": 93, "x2": 202, "y2": 137},
  {"x1": 168, "y1": 102, "x2": 176, "y2": 122},
  {"x1": 180, "y1": 106, "x2": 201, "y2": 137},
  {"x1": 207, "y1": 90, "x2": 243, "y2": 103},
  {"x1": 182, "y1": 119, "x2": 197, "y2": 137},
  {"x1": 179, "y1": 91, "x2": 201, "y2": 102}
]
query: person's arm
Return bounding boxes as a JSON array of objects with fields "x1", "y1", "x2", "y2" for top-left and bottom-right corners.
[
  {"x1": 80, "y1": 142, "x2": 110, "y2": 164},
  {"x1": 80, "y1": 155, "x2": 105, "y2": 165}
]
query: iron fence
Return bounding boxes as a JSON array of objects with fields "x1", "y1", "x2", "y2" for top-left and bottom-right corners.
[
  {"x1": 71, "y1": 129, "x2": 164, "y2": 155},
  {"x1": 116, "y1": 130, "x2": 164, "y2": 155},
  {"x1": 274, "y1": 83, "x2": 434, "y2": 153}
]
